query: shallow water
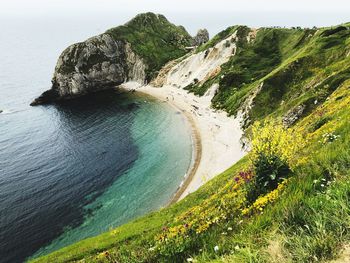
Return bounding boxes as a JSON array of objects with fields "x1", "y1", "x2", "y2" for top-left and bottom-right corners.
[{"x1": 0, "y1": 17, "x2": 192, "y2": 263}]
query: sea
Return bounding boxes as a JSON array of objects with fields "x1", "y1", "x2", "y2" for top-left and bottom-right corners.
[{"x1": 0, "y1": 16, "x2": 192, "y2": 263}]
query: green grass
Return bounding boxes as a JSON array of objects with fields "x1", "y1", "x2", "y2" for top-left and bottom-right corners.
[
  {"x1": 106, "y1": 13, "x2": 192, "y2": 80},
  {"x1": 188, "y1": 25, "x2": 350, "y2": 126},
  {"x1": 184, "y1": 77, "x2": 217, "y2": 96},
  {"x1": 187, "y1": 27, "x2": 319, "y2": 117}
]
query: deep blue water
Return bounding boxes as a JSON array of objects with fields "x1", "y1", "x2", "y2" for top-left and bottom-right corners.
[{"x1": 0, "y1": 17, "x2": 192, "y2": 263}]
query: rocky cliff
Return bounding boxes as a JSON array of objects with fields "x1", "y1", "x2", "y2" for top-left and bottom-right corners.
[
  {"x1": 31, "y1": 13, "x2": 193, "y2": 105},
  {"x1": 31, "y1": 34, "x2": 146, "y2": 105},
  {"x1": 193, "y1": 29, "x2": 209, "y2": 46}
]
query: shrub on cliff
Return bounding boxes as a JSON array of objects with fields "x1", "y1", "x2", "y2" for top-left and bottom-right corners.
[{"x1": 247, "y1": 119, "x2": 306, "y2": 202}]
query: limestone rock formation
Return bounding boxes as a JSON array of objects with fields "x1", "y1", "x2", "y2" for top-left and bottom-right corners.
[
  {"x1": 31, "y1": 12, "x2": 192, "y2": 105},
  {"x1": 31, "y1": 34, "x2": 146, "y2": 105},
  {"x1": 193, "y1": 29, "x2": 209, "y2": 46}
]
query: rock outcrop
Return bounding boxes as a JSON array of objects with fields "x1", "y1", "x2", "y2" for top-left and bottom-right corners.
[
  {"x1": 282, "y1": 104, "x2": 306, "y2": 127},
  {"x1": 193, "y1": 29, "x2": 209, "y2": 46},
  {"x1": 31, "y1": 13, "x2": 192, "y2": 105},
  {"x1": 31, "y1": 34, "x2": 146, "y2": 105}
]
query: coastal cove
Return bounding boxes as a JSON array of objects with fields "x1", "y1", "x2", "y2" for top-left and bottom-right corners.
[
  {"x1": 29, "y1": 78, "x2": 247, "y2": 261},
  {"x1": 121, "y1": 82, "x2": 246, "y2": 202},
  {"x1": 2, "y1": 3, "x2": 350, "y2": 261},
  {"x1": 0, "y1": 15, "x2": 247, "y2": 262},
  {"x1": 0, "y1": 18, "x2": 194, "y2": 263}
]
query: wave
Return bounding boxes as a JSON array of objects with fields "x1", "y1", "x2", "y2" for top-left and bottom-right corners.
[
  {"x1": 0, "y1": 109, "x2": 12, "y2": 114},
  {"x1": 0, "y1": 108, "x2": 27, "y2": 115}
]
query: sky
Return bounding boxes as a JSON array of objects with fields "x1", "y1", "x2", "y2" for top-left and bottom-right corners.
[{"x1": 1, "y1": 0, "x2": 350, "y2": 35}]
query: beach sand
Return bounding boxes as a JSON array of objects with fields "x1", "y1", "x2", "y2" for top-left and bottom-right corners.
[{"x1": 120, "y1": 82, "x2": 246, "y2": 202}]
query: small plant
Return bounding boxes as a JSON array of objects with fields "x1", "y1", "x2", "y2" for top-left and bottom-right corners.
[
  {"x1": 247, "y1": 119, "x2": 305, "y2": 202},
  {"x1": 309, "y1": 116, "x2": 331, "y2": 132},
  {"x1": 247, "y1": 155, "x2": 290, "y2": 202},
  {"x1": 242, "y1": 179, "x2": 288, "y2": 216},
  {"x1": 321, "y1": 132, "x2": 339, "y2": 143},
  {"x1": 235, "y1": 170, "x2": 253, "y2": 183}
]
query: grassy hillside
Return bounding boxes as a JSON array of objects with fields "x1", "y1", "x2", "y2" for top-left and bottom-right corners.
[
  {"x1": 31, "y1": 23, "x2": 350, "y2": 263},
  {"x1": 106, "y1": 12, "x2": 193, "y2": 81},
  {"x1": 188, "y1": 24, "x2": 350, "y2": 127}
]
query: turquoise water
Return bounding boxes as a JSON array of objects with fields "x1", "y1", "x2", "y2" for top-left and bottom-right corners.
[
  {"x1": 0, "y1": 17, "x2": 192, "y2": 262},
  {"x1": 33, "y1": 93, "x2": 193, "y2": 257}
]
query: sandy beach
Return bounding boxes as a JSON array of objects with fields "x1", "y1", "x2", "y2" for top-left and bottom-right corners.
[{"x1": 121, "y1": 82, "x2": 246, "y2": 202}]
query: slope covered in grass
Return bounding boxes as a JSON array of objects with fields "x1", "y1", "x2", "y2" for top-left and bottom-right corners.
[
  {"x1": 31, "y1": 23, "x2": 350, "y2": 263},
  {"x1": 185, "y1": 26, "x2": 315, "y2": 98},
  {"x1": 188, "y1": 24, "x2": 350, "y2": 127},
  {"x1": 106, "y1": 12, "x2": 193, "y2": 80}
]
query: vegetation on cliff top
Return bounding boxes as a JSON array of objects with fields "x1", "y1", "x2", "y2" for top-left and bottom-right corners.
[
  {"x1": 106, "y1": 12, "x2": 193, "y2": 80},
  {"x1": 31, "y1": 22, "x2": 350, "y2": 263},
  {"x1": 188, "y1": 23, "x2": 350, "y2": 128}
]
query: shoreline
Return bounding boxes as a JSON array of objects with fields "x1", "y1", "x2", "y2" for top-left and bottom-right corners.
[
  {"x1": 119, "y1": 85, "x2": 202, "y2": 204},
  {"x1": 167, "y1": 107, "x2": 202, "y2": 204},
  {"x1": 120, "y1": 82, "x2": 246, "y2": 202}
]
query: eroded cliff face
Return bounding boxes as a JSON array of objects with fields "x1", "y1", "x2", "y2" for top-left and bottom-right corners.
[
  {"x1": 163, "y1": 31, "x2": 238, "y2": 88},
  {"x1": 125, "y1": 42, "x2": 147, "y2": 83},
  {"x1": 31, "y1": 34, "x2": 146, "y2": 105}
]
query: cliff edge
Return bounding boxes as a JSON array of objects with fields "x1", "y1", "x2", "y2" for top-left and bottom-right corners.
[{"x1": 31, "y1": 13, "x2": 193, "y2": 105}]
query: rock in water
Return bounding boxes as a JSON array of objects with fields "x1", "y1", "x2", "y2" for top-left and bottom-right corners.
[
  {"x1": 31, "y1": 34, "x2": 146, "y2": 105},
  {"x1": 31, "y1": 13, "x2": 192, "y2": 105},
  {"x1": 193, "y1": 29, "x2": 209, "y2": 46}
]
